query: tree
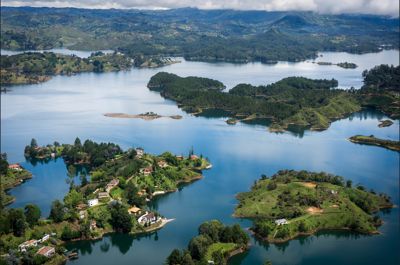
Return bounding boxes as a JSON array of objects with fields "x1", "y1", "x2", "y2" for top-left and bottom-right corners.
[
  {"x1": 188, "y1": 235, "x2": 211, "y2": 260},
  {"x1": 74, "y1": 137, "x2": 82, "y2": 147},
  {"x1": 267, "y1": 181, "x2": 277, "y2": 191},
  {"x1": 198, "y1": 220, "x2": 223, "y2": 242},
  {"x1": 0, "y1": 153, "x2": 8, "y2": 176},
  {"x1": 30, "y1": 138, "x2": 38, "y2": 148},
  {"x1": 346, "y1": 180, "x2": 352, "y2": 188},
  {"x1": 64, "y1": 189, "x2": 83, "y2": 209},
  {"x1": 8, "y1": 208, "x2": 27, "y2": 236},
  {"x1": 212, "y1": 250, "x2": 225, "y2": 265},
  {"x1": 109, "y1": 203, "x2": 132, "y2": 233},
  {"x1": 167, "y1": 249, "x2": 182, "y2": 265},
  {"x1": 24, "y1": 204, "x2": 41, "y2": 227},
  {"x1": 49, "y1": 200, "x2": 65, "y2": 222},
  {"x1": 181, "y1": 251, "x2": 195, "y2": 265}
]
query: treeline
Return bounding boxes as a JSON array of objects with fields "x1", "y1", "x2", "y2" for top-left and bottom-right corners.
[{"x1": 167, "y1": 220, "x2": 249, "y2": 265}]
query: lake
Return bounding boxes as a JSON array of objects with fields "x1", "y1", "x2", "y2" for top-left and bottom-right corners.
[{"x1": 1, "y1": 50, "x2": 399, "y2": 265}]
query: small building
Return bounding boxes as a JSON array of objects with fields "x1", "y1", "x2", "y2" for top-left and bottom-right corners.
[
  {"x1": 135, "y1": 148, "x2": 144, "y2": 158},
  {"x1": 40, "y1": 234, "x2": 50, "y2": 243},
  {"x1": 157, "y1": 160, "x2": 168, "y2": 168},
  {"x1": 88, "y1": 198, "x2": 99, "y2": 207},
  {"x1": 98, "y1": 192, "x2": 110, "y2": 199},
  {"x1": 176, "y1": 155, "x2": 183, "y2": 160},
  {"x1": 137, "y1": 212, "x2": 158, "y2": 225},
  {"x1": 18, "y1": 239, "x2": 38, "y2": 252},
  {"x1": 275, "y1": 218, "x2": 288, "y2": 226},
  {"x1": 141, "y1": 167, "x2": 153, "y2": 176},
  {"x1": 330, "y1": 190, "x2": 338, "y2": 195},
  {"x1": 79, "y1": 210, "x2": 86, "y2": 220},
  {"x1": 128, "y1": 206, "x2": 142, "y2": 215},
  {"x1": 37, "y1": 246, "x2": 55, "y2": 258},
  {"x1": 90, "y1": 220, "x2": 97, "y2": 230},
  {"x1": 106, "y1": 179, "x2": 120, "y2": 192},
  {"x1": 8, "y1": 163, "x2": 22, "y2": 171},
  {"x1": 76, "y1": 203, "x2": 87, "y2": 211},
  {"x1": 190, "y1": 155, "x2": 198, "y2": 160}
]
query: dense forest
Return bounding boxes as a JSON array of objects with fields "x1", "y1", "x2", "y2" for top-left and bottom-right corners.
[
  {"x1": 1, "y1": 7, "x2": 398, "y2": 63},
  {"x1": 0, "y1": 51, "x2": 133, "y2": 85},
  {"x1": 166, "y1": 220, "x2": 249, "y2": 265}
]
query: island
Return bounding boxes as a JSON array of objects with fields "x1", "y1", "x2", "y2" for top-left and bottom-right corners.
[
  {"x1": 349, "y1": 135, "x2": 400, "y2": 152},
  {"x1": 0, "y1": 153, "x2": 32, "y2": 206},
  {"x1": 147, "y1": 64, "x2": 399, "y2": 132},
  {"x1": 234, "y1": 170, "x2": 393, "y2": 243},
  {"x1": 378, "y1": 119, "x2": 394, "y2": 128},
  {"x1": 336, "y1": 62, "x2": 358, "y2": 69},
  {"x1": 0, "y1": 51, "x2": 134, "y2": 85},
  {"x1": 166, "y1": 220, "x2": 249, "y2": 265},
  {"x1": 104, "y1": 112, "x2": 183, "y2": 120},
  {"x1": 0, "y1": 138, "x2": 211, "y2": 264}
]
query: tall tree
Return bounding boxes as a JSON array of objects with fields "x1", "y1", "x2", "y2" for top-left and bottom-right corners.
[{"x1": 24, "y1": 204, "x2": 41, "y2": 227}]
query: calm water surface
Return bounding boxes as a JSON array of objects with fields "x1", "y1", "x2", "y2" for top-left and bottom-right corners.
[{"x1": 1, "y1": 50, "x2": 399, "y2": 265}]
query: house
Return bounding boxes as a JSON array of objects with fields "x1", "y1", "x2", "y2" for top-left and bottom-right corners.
[
  {"x1": 135, "y1": 148, "x2": 144, "y2": 158},
  {"x1": 8, "y1": 163, "x2": 22, "y2": 171},
  {"x1": 128, "y1": 206, "x2": 142, "y2": 215},
  {"x1": 157, "y1": 160, "x2": 168, "y2": 168},
  {"x1": 275, "y1": 219, "x2": 288, "y2": 226},
  {"x1": 76, "y1": 203, "x2": 87, "y2": 211},
  {"x1": 40, "y1": 234, "x2": 50, "y2": 243},
  {"x1": 98, "y1": 192, "x2": 110, "y2": 199},
  {"x1": 176, "y1": 155, "x2": 183, "y2": 160},
  {"x1": 18, "y1": 239, "x2": 38, "y2": 252},
  {"x1": 37, "y1": 246, "x2": 55, "y2": 258},
  {"x1": 106, "y1": 179, "x2": 120, "y2": 192},
  {"x1": 90, "y1": 220, "x2": 97, "y2": 230},
  {"x1": 137, "y1": 212, "x2": 158, "y2": 225},
  {"x1": 79, "y1": 210, "x2": 86, "y2": 219},
  {"x1": 190, "y1": 155, "x2": 198, "y2": 160},
  {"x1": 88, "y1": 199, "x2": 99, "y2": 207},
  {"x1": 141, "y1": 167, "x2": 153, "y2": 176}
]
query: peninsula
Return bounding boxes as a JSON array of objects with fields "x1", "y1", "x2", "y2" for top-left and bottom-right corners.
[
  {"x1": 0, "y1": 139, "x2": 211, "y2": 264},
  {"x1": 147, "y1": 64, "x2": 400, "y2": 132},
  {"x1": 349, "y1": 135, "x2": 400, "y2": 152},
  {"x1": 104, "y1": 112, "x2": 183, "y2": 120},
  {"x1": 234, "y1": 170, "x2": 393, "y2": 243},
  {"x1": 166, "y1": 220, "x2": 249, "y2": 265}
]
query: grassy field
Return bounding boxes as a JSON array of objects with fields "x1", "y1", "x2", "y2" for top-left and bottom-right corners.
[
  {"x1": 235, "y1": 170, "x2": 392, "y2": 243},
  {"x1": 204, "y1": 242, "x2": 238, "y2": 261}
]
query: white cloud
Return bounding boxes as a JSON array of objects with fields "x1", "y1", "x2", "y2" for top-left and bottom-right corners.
[{"x1": 1, "y1": 0, "x2": 399, "y2": 16}]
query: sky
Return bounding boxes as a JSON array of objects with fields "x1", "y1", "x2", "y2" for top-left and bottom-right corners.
[{"x1": 1, "y1": 0, "x2": 399, "y2": 17}]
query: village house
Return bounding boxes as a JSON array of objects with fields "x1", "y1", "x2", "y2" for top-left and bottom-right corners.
[
  {"x1": 140, "y1": 166, "x2": 153, "y2": 176},
  {"x1": 98, "y1": 192, "x2": 110, "y2": 200},
  {"x1": 8, "y1": 163, "x2": 22, "y2": 171},
  {"x1": 137, "y1": 211, "x2": 159, "y2": 225},
  {"x1": 190, "y1": 155, "x2": 198, "y2": 160},
  {"x1": 135, "y1": 148, "x2": 144, "y2": 158},
  {"x1": 18, "y1": 239, "x2": 38, "y2": 252},
  {"x1": 176, "y1": 155, "x2": 183, "y2": 160},
  {"x1": 275, "y1": 218, "x2": 289, "y2": 226},
  {"x1": 76, "y1": 203, "x2": 87, "y2": 211},
  {"x1": 88, "y1": 198, "x2": 99, "y2": 207},
  {"x1": 90, "y1": 220, "x2": 97, "y2": 230},
  {"x1": 36, "y1": 246, "x2": 55, "y2": 258},
  {"x1": 79, "y1": 210, "x2": 86, "y2": 219},
  {"x1": 128, "y1": 206, "x2": 142, "y2": 215},
  {"x1": 106, "y1": 178, "x2": 120, "y2": 193},
  {"x1": 39, "y1": 234, "x2": 50, "y2": 243},
  {"x1": 157, "y1": 160, "x2": 168, "y2": 168}
]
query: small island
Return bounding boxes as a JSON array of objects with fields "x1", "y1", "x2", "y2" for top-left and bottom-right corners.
[
  {"x1": 349, "y1": 135, "x2": 400, "y2": 152},
  {"x1": 234, "y1": 170, "x2": 392, "y2": 243},
  {"x1": 315, "y1": 61, "x2": 357, "y2": 69},
  {"x1": 0, "y1": 139, "x2": 211, "y2": 264},
  {"x1": 104, "y1": 112, "x2": 182, "y2": 120},
  {"x1": 0, "y1": 154, "x2": 32, "y2": 206},
  {"x1": 378, "y1": 119, "x2": 393, "y2": 128},
  {"x1": 166, "y1": 220, "x2": 249, "y2": 265}
]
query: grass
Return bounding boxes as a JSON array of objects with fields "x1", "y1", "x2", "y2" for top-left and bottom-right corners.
[{"x1": 204, "y1": 242, "x2": 238, "y2": 261}]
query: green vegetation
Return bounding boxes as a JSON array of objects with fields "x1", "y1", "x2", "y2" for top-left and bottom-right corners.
[
  {"x1": 378, "y1": 120, "x2": 394, "y2": 128},
  {"x1": 1, "y1": 7, "x2": 398, "y2": 64},
  {"x1": 336, "y1": 62, "x2": 357, "y2": 69},
  {"x1": 0, "y1": 51, "x2": 133, "y2": 85},
  {"x1": 166, "y1": 220, "x2": 249, "y2": 265},
  {"x1": 0, "y1": 153, "x2": 32, "y2": 206},
  {"x1": 234, "y1": 170, "x2": 393, "y2": 243},
  {"x1": 148, "y1": 72, "x2": 361, "y2": 131},
  {"x1": 349, "y1": 135, "x2": 400, "y2": 152}
]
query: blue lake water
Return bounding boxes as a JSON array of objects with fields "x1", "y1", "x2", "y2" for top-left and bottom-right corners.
[{"x1": 1, "y1": 50, "x2": 399, "y2": 265}]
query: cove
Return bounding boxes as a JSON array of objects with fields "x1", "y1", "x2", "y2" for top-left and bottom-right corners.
[{"x1": 1, "y1": 50, "x2": 399, "y2": 265}]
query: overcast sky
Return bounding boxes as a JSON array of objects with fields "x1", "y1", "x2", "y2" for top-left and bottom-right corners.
[{"x1": 2, "y1": 0, "x2": 399, "y2": 17}]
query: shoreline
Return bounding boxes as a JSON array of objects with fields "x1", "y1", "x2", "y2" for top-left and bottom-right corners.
[{"x1": 104, "y1": 113, "x2": 183, "y2": 121}]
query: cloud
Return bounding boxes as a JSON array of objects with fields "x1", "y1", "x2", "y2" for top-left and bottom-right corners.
[{"x1": 1, "y1": 0, "x2": 399, "y2": 16}]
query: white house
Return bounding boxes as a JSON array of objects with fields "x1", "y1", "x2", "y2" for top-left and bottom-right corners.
[
  {"x1": 88, "y1": 198, "x2": 99, "y2": 207},
  {"x1": 137, "y1": 212, "x2": 158, "y2": 225},
  {"x1": 37, "y1": 246, "x2": 55, "y2": 258},
  {"x1": 275, "y1": 218, "x2": 289, "y2": 226},
  {"x1": 135, "y1": 148, "x2": 144, "y2": 158},
  {"x1": 18, "y1": 239, "x2": 38, "y2": 252},
  {"x1": 40, "y1": 234, "x2": 50, "y2": 243}
]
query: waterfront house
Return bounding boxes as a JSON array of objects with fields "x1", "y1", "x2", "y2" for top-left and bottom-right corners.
[
  {"x1": 190, "y1": 155, "x2": 198, "y2": 160},
  {"x1": 88, "y1": 198, "x2": 99, "y2": 207},
  {"x1": 141, "y1": 166, "x2": 153, "y2": 176},
  {"x1": 40, "y1": 234, "x2": 50, "y2": 243},
  {"x1": 8, "y1": 163, "x2": 22, "y2": 171},
  {"x1": 137, "y1": 212, "x2": 158, "y2": 225},
  {"x1": 18, "y1": 239, "x2": 38, "y2": 252},
  {"x1": 275, "y1": 218, "x2": 289, "y2": 225},
  {"x1": 37, "y1": 246, "x2": 55, "y2": 258},
  {"x1": 176, "y1": 155, "x2": 183, "y2": 160}
]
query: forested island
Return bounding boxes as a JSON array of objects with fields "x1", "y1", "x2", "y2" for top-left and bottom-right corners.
[
  {"x1": 0, "y1": 153, "x2": 32, "y2": 206},
  {"x1": 0, "y1": 51, "x2": 134, "y2": 85},
  {"x1": 0, "y1": 139, "x2": 211, "y2": 264},
  {"x1": 349, "y1": 135, "x2": 400, "y2": 152},
  {"x1": 147, "y1": 64, "x2": 400, "y2": 132},
  {"x1": 234, "y1": 170, "x2": 393, "y2": 243},
  {"x1": 1, "y1": 7, "x2": 398, "y2": 65},
  {"x1": 166, "y1": 220, "x2": 249, "y2": 265}
]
